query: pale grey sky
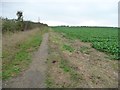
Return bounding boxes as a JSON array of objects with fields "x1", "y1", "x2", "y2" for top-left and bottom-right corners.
[{"x1": 1, "y1": 0, "x2": 119, "y2": 26}]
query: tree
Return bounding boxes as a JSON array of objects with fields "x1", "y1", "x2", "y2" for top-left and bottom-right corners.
[
  {"x1": 16, "y1": 11, "x2": 23, "y2": 21},
  {"x1": 16, "y1": 11, "x2": 24, "y2": 31}
]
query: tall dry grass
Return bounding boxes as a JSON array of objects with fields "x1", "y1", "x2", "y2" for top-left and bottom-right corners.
[
  {"x1": 3, "y1": 28, "x2": 40, "y2": 63},
  {"x1": 2, "y1": 27, "x2": 46, "y2": 79}
]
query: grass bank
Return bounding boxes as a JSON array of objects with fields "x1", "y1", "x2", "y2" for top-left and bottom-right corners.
[{"x1": 2, "y1": 27, "x2": 48, "y2": 80}]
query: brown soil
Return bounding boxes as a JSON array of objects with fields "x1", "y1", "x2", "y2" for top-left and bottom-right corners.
[{"x1": 47, "y1": 31, "x2": 118, "y2": 88}]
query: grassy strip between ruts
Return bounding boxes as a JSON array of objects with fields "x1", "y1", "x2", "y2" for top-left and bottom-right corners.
[{"x1": 2, "y1": 28, "x2": 48, "y2": 80}]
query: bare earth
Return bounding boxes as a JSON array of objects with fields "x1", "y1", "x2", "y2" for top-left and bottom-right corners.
[
  {"x1": 3, "y1": 33, "x2": 49, "y2": 88},
  {"x1": 47, "y1": 31, "x2": 118, "y2": 88}
]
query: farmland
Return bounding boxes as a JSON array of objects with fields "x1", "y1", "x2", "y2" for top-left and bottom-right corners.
[
  {"x1": 2, "y1": 24, "x2": 119, "y2": 88},
  {"x1": 2, "y1": 1, "x2": 119, "y2": 88},
  {"x1": 45, "y1": 27, "x2": 118, "y2": 88},
  {"x1": 52, "y1": 26, "x2": 119, "y2": 60}
]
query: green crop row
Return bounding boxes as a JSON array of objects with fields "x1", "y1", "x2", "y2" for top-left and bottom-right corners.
[{"x1": 52, "y1": 26, "x2": 119, "y2": 60}]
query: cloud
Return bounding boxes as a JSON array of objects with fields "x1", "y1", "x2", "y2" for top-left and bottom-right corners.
[
  {"x1": 41, "y1": 20, "x2": 68, "y2": 26},
  {"x1": 1, "y1": 0, "x2": 119, "y2": 27}
]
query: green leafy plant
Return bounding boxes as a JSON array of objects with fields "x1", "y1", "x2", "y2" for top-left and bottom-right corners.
[
  {"x1": 63, "y1": 44, "x2": 74, "y2": 52},
  {"x1": 53, "y1": 26, "x2": 119, "y2": 60}
]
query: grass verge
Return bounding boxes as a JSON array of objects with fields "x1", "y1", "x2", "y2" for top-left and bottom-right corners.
[
  {"x1": 59, "y1": 59, "x2": 82, "y2": 82},
  {"x1": 2, "y1": 27, "x2": 48, "y2": 80},
  {"x1": 63, "y1": 44, "x2": 74, "y2": 52},
  {"x1": 46, "y1": 31, "x2": 85, "y2": 88}
]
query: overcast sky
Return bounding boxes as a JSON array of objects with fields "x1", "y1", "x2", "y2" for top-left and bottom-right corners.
[{"x1": 1, "y1": 0, "x2": 119, "y2": 26}]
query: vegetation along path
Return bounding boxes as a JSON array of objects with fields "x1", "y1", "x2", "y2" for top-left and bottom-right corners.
[
  {"x1": 3, "y1": 33, "x2": 49, "y2": 88},
  {"x1": 46, "y1": 31, "x2": 118, "y2": 88}
]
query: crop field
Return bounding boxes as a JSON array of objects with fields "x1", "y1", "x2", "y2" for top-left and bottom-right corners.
[
  {"x1": 2, "y1": 26, "x2": 119, "y2": 88},
  {"x1": 52, "y1": 26, "x2": 119, "y2": 60},
  {"x1": 2, "y1": 1, "x2": 119, "y2": 88},
  {"x1": 46, "y1": 28, "x2": 118, "y2": 88}
]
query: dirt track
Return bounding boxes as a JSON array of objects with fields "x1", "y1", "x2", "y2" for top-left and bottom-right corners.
[
  {"x1": 2, "y1": 31, "x2": 118, "y2": 88},
  {"x1": 3, "y1": 33, "x2": 49, "y2": 88}
]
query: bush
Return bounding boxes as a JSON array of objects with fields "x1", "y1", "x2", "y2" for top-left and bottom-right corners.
[{"x1": 2, "y1": 17, "x2": 48, "y2": 33}]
